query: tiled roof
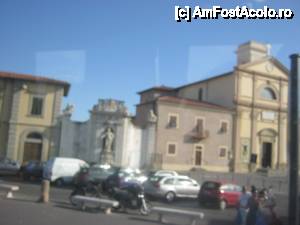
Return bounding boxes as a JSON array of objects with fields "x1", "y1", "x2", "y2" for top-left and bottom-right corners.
[
  {"x1": 0, "y1": 71, "x2": 70, "y2": 96},
  {"x1": 137, "y1": 85, "x2": 174, "y2": 94},
  {"x1": 137, "y1": 72, "x2": 233, "y2": 95},
  {"x1": 175, "y1": 72, "x2": 233, "y2": 90},
  {"x1": 157, "y1": 95, "x2": 233, "y2": 112}
]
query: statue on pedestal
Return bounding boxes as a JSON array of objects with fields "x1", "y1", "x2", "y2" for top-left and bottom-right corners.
[{"x1": 100, "y1": 127, "x2": 115, "y2": 164}]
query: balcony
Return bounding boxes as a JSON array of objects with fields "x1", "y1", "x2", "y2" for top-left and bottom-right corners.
[{"x1": 189, "y1": 129, "x2": 210, "y2": 140}]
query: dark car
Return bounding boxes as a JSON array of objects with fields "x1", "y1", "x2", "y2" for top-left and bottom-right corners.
[
  {"x1": 0, "y1": 157, "x2": 21, "y2": 176},
  {"x1": 73, "y1": 164, "x2": 118, "y2": 187},
  {"x1": 102, "y1": 168, "x2": 147, "y2": 193},
  {"x1": 198, "y1": 181, "x2": 242, "y2": 210},
  {"x1": 20, "y1": 161, "x2": 45, "y2": 181}
]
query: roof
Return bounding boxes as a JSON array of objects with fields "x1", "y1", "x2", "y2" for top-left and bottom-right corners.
[
  {"x1": 0, "y1": 71, "x2": 70, "y2": 96},
  {"x1": 175, "y1": 71, "x2": 233, "y2": 90},
  {"x1": 157, "y1": 95, "x2": 233, "y2": 112},
  {"x1": 137, "y1": 73, "x2": 233, "y2": 95},
  {"x1": 137, "y1": 85, "x2": 174, "y2": 94}
]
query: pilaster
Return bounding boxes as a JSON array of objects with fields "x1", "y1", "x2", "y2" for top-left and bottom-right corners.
[{"x1": 6, "y1": 82, "x2": 22, "y2": 160}]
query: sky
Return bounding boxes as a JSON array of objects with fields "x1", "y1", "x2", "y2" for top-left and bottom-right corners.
[{"x1": 0, "y1": 0, "x2": 299, "y2": 121}]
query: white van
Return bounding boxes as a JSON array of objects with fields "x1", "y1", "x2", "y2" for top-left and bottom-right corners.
[{"x1": 44, "y1": 157, "x2": 89, "y2": 186}]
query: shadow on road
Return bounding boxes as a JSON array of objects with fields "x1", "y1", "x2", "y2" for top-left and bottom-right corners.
[
  {"x1": 129, "y1": 216, "x2": 166, "y2": 225},
  {"x1": 53, "y1": 201, "x2": 114, "y2": 215},
  {"x1": 4, "y1": 197, "x2": 39, "y2": 204},
  {"x1": 207, "y1": 219, "x2": 233, "y2": 225}
]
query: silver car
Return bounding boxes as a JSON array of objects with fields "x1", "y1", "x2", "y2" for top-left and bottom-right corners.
[{"x1": 144, "y1": 175, "x2": 200, "y2": 202}]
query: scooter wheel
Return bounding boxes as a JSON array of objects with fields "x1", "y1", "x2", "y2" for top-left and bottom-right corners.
[{"x1": 140, "y1": 201, "x2": 152, "y2": 216}]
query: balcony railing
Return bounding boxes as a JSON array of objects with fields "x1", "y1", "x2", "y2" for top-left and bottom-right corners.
[{"x1": 189, "y1": 129, "x2": 209, "y2": 140}]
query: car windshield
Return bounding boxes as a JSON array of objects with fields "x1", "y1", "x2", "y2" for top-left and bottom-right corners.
[
  {"x1": 149, "y1": 176, "x2": 164, "y2": 184},
  {"x1": 203, "y1": 182, "x2": 221, "y2": 190}
]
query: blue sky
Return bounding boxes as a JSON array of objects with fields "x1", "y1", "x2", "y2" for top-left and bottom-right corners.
[{"x1": 0, "y1": 0, "x2": 299, "y2": 120}]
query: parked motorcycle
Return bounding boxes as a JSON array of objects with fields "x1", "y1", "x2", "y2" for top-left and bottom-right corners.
[{"x1": 110, "y1": 182, "x2": 152, "y2": 215}]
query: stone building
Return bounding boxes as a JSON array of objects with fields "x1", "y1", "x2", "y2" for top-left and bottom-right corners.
[
  {"x1": 135, "y1": 41, "x2": 288, "y2": 172},
  {"x1": 0, "y1": 71, "x2": 69, "y2": 163},
  {"x1": 136, "y1": 89, "x2": 234, "y2": 172}
]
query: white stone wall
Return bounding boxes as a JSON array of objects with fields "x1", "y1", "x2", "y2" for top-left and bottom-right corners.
[
  {"x1": 57, "y1": 103, "x2": 155, "y2": 169},
  {"x1": 121, "y1": 118, "x2": 142, "y2": 169},
  {"x1": 58, "y1": 116, "x2": 76, "y2": 158}
]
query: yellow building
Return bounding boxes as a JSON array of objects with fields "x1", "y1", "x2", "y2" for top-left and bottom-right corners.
[
  {"x1": 0, "y1": 71, "x2": 69, "y2": 163},
  {"x1": 136, "y1": 41, "x2": 288, "y2": 173}
]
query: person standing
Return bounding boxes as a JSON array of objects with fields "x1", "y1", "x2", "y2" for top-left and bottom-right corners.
[
  {"x1": 246, "y1": 186, "x2": 259, "y2": 225},
  {"x1": 237, "y1": 186, "x2": 251, "y2": 225}
]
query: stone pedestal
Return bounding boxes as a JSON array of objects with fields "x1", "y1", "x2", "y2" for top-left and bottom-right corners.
[{"x1": 99, "y1": 151, "x2": 114, "y2": 165}]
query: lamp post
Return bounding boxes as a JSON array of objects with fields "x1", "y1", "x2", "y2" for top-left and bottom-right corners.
[{"x1": 288, "y1": 54, "x2": 300, "y2": 225}]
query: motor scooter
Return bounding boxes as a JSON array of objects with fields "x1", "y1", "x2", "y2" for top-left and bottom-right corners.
[{"x1": 111, "y1": 182, "x2": 152, "y2": 215}]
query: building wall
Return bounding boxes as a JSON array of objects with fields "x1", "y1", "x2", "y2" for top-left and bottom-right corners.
[
  {"x1": 234, "y1": 59, "x2": 288, "y2": 172},
  {"x1": 58, "y1": 116, "x2": 88, "y2": 159},
  {"x1": 0, "y1": 78, "x2": 66, "y2": 163},
  {"x1": 135, "y1": 103, "x2": 155, "y2": 127},
  {"x1": 117, "y1": 118, "x2": 142, "y2": 169},
  {"x1": 177, "y1": 73, "x2": 235, "y2": 109},
  {"x1": 155, "y1": 102, "x2": 233, "y2": 172},
  {"x1": 0, "y1": 80, "x2": 13, "y2": 157},
  {"x1": 57, "y1": 100, "x2": 148, "y2": 169}
]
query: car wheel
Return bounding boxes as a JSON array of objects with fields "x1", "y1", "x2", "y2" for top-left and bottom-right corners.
[
  {"x1": 219, "y1": 200, "x2": 227, "y2": 210},
  {"x1": 55, "y1": 178, "x2": 64, "y2": 187},
  {"x1": 165, "y1": 192, "x2": 176, "y2": 203}
]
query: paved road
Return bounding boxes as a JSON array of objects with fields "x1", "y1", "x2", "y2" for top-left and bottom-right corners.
[{"x1": 0, "y1": 177, "x2": 289, "y2": 225}]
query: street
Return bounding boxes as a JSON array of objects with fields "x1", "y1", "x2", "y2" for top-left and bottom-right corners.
[{"x1": 0, "y1": 178, "x2": 289, "y2": 225}]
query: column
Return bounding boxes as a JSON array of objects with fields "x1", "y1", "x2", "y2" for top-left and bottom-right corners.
[
  {"x1": 233, "y1": 109, "x2": 242, "y2": 172},
  {"x1": 250, "y1": 75, "x2": 258, "y2": 172},
  {"x1": 250, "y1": 110, "x2": 258, "y2": 166},
  {"x1": 279, "y1": 113, "x2": 287, "y2": 168}
]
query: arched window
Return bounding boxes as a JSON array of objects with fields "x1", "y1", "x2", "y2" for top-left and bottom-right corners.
[
  {"x1": 27, "y1": 132, "x2": 42, "y2": 140},
  {"x1": 260, "y1": 87, "x2": 277, "y2": 100},
  {"x1": 23, "y1": 132, "x2": 43, "y2": 162}
]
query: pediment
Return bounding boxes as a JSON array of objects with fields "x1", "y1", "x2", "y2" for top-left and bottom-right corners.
[{"x1": 237, "y1": 57, "x2": 288, "y2": 80}]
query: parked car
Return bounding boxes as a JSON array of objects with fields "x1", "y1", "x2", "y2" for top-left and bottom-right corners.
[
  {"x1": 102, "y1": 167, "x2": 148, "y2": 193},
  {"x1": 197, "y1": 181, "x2": 242, "y2": 210},
  {"x1": 19, "y1": 160, "x2": 45, "y2": 181},
  {"x1": 43, "y1": 157, "x2": 89, "y2": 186},
  {"x1": 0, "y1": 157, "x2": 20, "y2": 176},
  {"x1": 143, "y1": 175, "x2": 200, "y2": 202},
  {"x1": 73, "y1": 164, "x2": 118, "y2": 186},
  {"x1": 149, "y1": 170, "x2": 179, "y2": 177}
]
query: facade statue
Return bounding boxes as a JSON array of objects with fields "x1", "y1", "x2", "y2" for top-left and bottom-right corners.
[
  {"x1": 62, "y1": 104, "x2": 74, "y2": 116},
  {"x1": 101, "y1": 127, "x2": 115, "y2": 153},
  {"x1": 148, "y1": 109, "x2": 157, "y2": 123}
]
